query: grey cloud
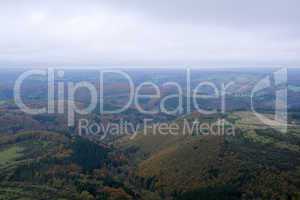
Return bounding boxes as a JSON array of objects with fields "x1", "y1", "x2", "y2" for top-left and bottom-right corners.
[
  {"x1": 104, "y1": 0, "x2": 300, "y2": 27},
  {"x1": 0, "y1": 0, "x2": 299, "y2": 67}
]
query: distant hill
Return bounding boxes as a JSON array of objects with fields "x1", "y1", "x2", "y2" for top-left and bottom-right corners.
[
  {"x1": 118, "y1": 112, "x2": 300, "y2": 199},
  {"x1": 0, "y1": 131, "x2": 134, "y2": 200},
  {"x1": 0, "y1": 109, "x2": 299, "y2": 199}
]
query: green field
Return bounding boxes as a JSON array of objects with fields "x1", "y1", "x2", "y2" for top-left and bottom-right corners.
[{"x1": 0, "y1": 146, "x2": 23, "y2": 166}]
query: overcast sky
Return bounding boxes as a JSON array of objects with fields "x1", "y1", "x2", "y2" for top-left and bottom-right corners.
[{"x1": 0, "y1": 0, "x2": 299, "y2": 68}]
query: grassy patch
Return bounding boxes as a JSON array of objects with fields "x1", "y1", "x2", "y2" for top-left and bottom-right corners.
[{"x1": 0, "y1": 146, "x2": 23, "y2": 166}]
